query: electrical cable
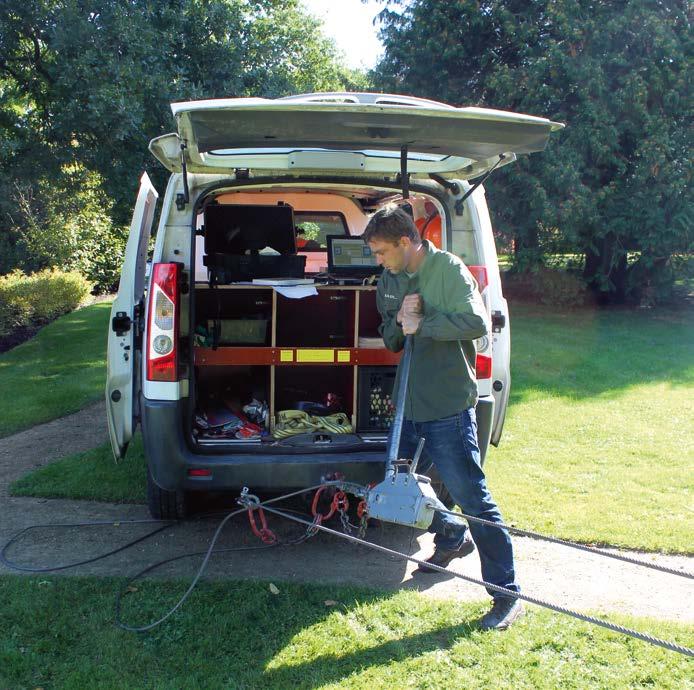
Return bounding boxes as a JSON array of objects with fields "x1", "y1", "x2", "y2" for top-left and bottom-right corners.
[
  {"x1": 3, "y1": 481, "x2": 691, "y2": 656},
  {"x1": 0, "y1": 519, "x2": 175, "y2": 573},
  {"x1": 112, "y1": 484, "x2": 330, "y2": 632},
  {"x1": 114, "y1": 508, "x2": 319, "y2": 632}
]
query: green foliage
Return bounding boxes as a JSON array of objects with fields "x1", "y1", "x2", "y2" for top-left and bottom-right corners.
[
  {"x1": 0, "y1": 268, "x2": 92, "y2": 336},
  {"x1": 372, "y1": 0, "x2": 693, "y2": 304},
  {"x1": 0, "y1": 301, "x2": 110, "y2": 436},
  {"x1": 297, "y1": 221, "x2": 322, "y2": 242},
  {"x1": 7, "y1": 162, "x2": 126, "y2": 291},
  {"x1": 0, "y1": 0, "x2": 365, "y2": 281},
  {"x1": 0, "y1": 0, "x2": 364, "y2": 220}
]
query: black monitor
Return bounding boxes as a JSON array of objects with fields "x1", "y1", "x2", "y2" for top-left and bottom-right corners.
[
  {"x1": 204, "y1": 204, "x2": 297, "y2": 255},
  {"x1": 327, "y1": 235, "x2": 382, "y2": 278}
]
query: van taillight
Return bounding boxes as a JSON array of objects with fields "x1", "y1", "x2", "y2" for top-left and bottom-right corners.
[
  {"x1": 147, "y1": 263, "x2": 179, "y2": 382},
  {"x1": 476, "y1": 354, "x2": 492, "y2": 379},
  {"x1": 468, "y1": 265, "x2": 488, "y2": 293}
]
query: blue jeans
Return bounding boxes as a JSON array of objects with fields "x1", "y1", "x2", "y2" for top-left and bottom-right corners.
[{"x1": 392, "y1": 408, "x2": 520, "y2": 599}]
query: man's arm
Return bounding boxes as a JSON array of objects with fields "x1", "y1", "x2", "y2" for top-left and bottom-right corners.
[
  {"x1": 376, "y1": 281, "x2": 405, "y2": 352},
  {"x1": 418, "y1": 261, "x2": 489, "y2": 341}
]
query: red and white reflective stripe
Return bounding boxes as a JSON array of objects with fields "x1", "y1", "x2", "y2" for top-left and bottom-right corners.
[
  {"x1": 146, "y1": 263, "x2": 179, "y2": 382},
  {"x1": 475, "y1": 354, "x2": 492, "y2": 379}
]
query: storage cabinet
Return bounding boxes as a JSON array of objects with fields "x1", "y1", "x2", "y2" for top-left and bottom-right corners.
[{"x1": 193, "y1": 284, "x2": 400, "y2": 432}]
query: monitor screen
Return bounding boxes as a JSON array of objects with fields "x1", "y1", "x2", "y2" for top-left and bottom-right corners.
[
  {"x1": 327, "y1": 236, "x2": 382, "y2": 275},
  {"x1": 204, "y1": 204, "x2": 297, "y2": 255}
]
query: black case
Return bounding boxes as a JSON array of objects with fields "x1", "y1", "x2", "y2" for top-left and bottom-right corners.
[{"x1": 203, "y1": 253, "x2": 306, "y2": 284}]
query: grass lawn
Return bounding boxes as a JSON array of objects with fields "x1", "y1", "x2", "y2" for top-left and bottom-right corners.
[
  {"x1": 11, "y1": 303, "x2": 693, "y2": 554},
  {"x1": 1, "y1": 575, "x2": 692, "y2": 690},
  {"x1": 0, "y1": 302, "x2": 112, "y2": 438},
  {"x1": 10, "y1": 433, "x2": 147, "y2": 503},
  {"x1": 485, "y1": 304, "x2": 694, "y2": 554}
]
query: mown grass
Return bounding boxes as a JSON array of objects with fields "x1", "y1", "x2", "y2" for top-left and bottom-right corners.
[
  {"x1": 485, "y1": 303, "x2": 694, "y2": 554},
  {"x1": 0, "y1": 302, "x2": 112, "y2": 438},
  {"x1": 1, "y1": 575, "x2": 692, "y2": 690},
  {"x1": 11, "y1": 303, "x2": 693, "y2": 553},
  {"x1": 11, "y1": 434, "x2": 147, "y2": 504}
]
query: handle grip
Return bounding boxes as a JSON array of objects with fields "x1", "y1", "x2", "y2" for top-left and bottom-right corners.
[{"x1": 386, "y1": 334, "x2": 413, "y2": 469}]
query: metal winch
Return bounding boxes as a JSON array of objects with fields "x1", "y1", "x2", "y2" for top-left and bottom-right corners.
[{"x1": 361, "y1": 334, "x2": 444, "y2": 529}]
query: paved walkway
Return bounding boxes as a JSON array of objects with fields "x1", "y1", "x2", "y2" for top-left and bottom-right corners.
[{"x1": 1, "y1": 403, "x2": 692, "y2": 623}]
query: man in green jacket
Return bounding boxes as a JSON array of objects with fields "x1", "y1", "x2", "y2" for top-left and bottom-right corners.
[{"x1": 363, "y1": 205, "x2": 522, "y2": 631}]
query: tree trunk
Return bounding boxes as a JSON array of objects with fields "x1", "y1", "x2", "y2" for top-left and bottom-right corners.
[{"x1": 583, "y1": 234, "x2": 628, "y2": 304}]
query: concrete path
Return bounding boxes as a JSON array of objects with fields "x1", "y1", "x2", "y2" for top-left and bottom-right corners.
[{"x1": 1, "y1": 403, "x2": 692, "y2": 624}]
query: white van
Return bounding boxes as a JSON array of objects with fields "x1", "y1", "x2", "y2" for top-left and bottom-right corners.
[{"x1": 105, "y1": 92, "x2": 562, "y2": 519}]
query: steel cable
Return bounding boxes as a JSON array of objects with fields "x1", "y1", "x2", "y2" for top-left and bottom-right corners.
[
  {"x1": 433, "y1": 506, "x2": 694, "y2": 580},
  {"x1": 261, "y1": 504, "x2": 694, "y2": 658}
]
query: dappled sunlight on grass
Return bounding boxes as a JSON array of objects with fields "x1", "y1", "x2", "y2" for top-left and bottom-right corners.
[{"x1": 2, "y1": 577, "x2": 690, "y2": 689}]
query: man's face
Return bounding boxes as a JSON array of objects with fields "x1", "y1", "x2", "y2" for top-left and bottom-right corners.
[{"x1": 367, "y1": 236, "x2": 413, "y2": 274}]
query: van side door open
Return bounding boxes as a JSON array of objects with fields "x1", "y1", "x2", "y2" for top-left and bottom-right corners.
[{"x1": 106, "y1": 173, "x2": 158, "y2": 460}]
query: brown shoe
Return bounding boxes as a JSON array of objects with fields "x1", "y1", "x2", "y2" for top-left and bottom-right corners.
[
  {"x1": 477, "y1": 598, "x2": 524, "y2": 631},
  {"x1": 414, "y1": 536, "x2": 475, "y2": 574}
]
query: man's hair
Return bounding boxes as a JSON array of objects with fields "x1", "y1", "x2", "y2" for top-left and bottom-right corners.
[{"x1": 362, "y1": 204, "x2": 421, "y2": 245}]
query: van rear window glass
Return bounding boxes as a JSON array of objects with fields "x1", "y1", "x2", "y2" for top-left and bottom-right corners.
[{"x1": 295, "y1": 212, "x2": 348, "y2": 251}]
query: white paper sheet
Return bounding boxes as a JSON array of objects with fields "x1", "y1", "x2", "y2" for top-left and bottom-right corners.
[{"x1": 274, "y1": 285, "x2": 318, "y2": 299}]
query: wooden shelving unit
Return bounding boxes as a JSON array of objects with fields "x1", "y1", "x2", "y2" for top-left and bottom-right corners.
[{"x1": 193, "y1": 283, "x2": 400, "y2": 431}]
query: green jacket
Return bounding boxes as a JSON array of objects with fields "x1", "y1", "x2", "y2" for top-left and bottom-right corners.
[{"x1": 377, "y1": 241, "x2": 489, "y2": 422}]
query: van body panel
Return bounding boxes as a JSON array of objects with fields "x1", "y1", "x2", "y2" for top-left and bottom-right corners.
[
  {"x1": 115, "y1": 93, "x2": 563, "y2": 515},
  {"x1": 142, "y1": 396, "x2": 494, "y2": 492},
  {"x1": 167, "y1": 95, "x2": 562, "y2": 178},
  {"x1": 470, "y1": 186, "x2": 512, "y2": 445},
  {"x1": 105, "y1": 173, "x2": 158, "y2": 461}
]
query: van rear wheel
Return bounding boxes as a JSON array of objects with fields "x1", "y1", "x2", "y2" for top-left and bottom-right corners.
[{"x1": 147, "y1": 466, "x2": 188, "y2": 520}]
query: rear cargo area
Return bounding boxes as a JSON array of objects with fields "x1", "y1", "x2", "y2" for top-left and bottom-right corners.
[{"x1": 188, "y1": 187, "x2": 423, "y2": 454}]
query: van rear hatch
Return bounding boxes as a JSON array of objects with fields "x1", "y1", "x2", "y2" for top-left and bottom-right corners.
[{"x1": 150, "y1": 95, "x2": 563, "y2": 180}]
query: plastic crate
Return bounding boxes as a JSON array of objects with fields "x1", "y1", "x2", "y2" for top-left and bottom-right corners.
[{"x1": 357, "y1": 367, "x2": 397, "y2": 432}]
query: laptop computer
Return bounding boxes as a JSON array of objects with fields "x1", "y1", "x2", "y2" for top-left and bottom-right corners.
[{"x1": 326, "y1": 235, "x2": 383, "y2": 283}]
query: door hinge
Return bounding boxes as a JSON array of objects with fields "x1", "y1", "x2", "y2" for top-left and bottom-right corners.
[
  {"x1": 133, "y1": 301, "x2": 145, "y2": 339},
  {"x1": 112, "y1": 311, "x2": 132, "y2": 336},
  {"x1": 491, "y1": 310, "x2": 506, "y2": 333}
]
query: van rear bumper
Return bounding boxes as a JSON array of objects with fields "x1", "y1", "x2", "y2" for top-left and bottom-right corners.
[{"x1": 141, "y1": 396, "x2": 494, "y2": 493}]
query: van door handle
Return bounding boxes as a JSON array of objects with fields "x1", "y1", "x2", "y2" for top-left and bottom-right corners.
[
  {"x1": 491, "y1": 311, "x2": 506, "y2": 333},
  {"x1": 112, "y1": 312, "x2": 132, "y2": 336}
]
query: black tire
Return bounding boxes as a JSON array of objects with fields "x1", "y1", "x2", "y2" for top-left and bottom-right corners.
[{"x1": 147, "y1": 466, "x2": 188, "y2": 520}]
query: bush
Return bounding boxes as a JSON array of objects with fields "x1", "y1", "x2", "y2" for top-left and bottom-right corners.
[
  {"x1": 502, "y1": 267, "x2": 589, "y2": 309},
  {"x1": 7, "y1": 164, "x2": 127, "y2": 293},
  {"x1": 0, "y1": 269, "x2": 93, "y2": 336}
]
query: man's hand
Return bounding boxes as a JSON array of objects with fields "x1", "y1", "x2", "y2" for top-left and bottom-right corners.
[
  {"x1": 397, "y1": 294, "x2": 422, "y2": 325},
  {"x1": 401, "y1": 311, "x2": 422, "y2": 335}
]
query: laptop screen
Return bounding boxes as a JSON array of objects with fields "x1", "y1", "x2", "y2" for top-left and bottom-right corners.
[{"x1": 327, "y1": 236, "x2": 382, "y2": 276}]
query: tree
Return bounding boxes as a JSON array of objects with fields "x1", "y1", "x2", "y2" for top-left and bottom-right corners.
[
  {"x1": 0, "y1": 0, "x2": 368, "y2": 281},
  {"x1": 372, "y1": 0, "x2": 692, "y2": 303}
]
